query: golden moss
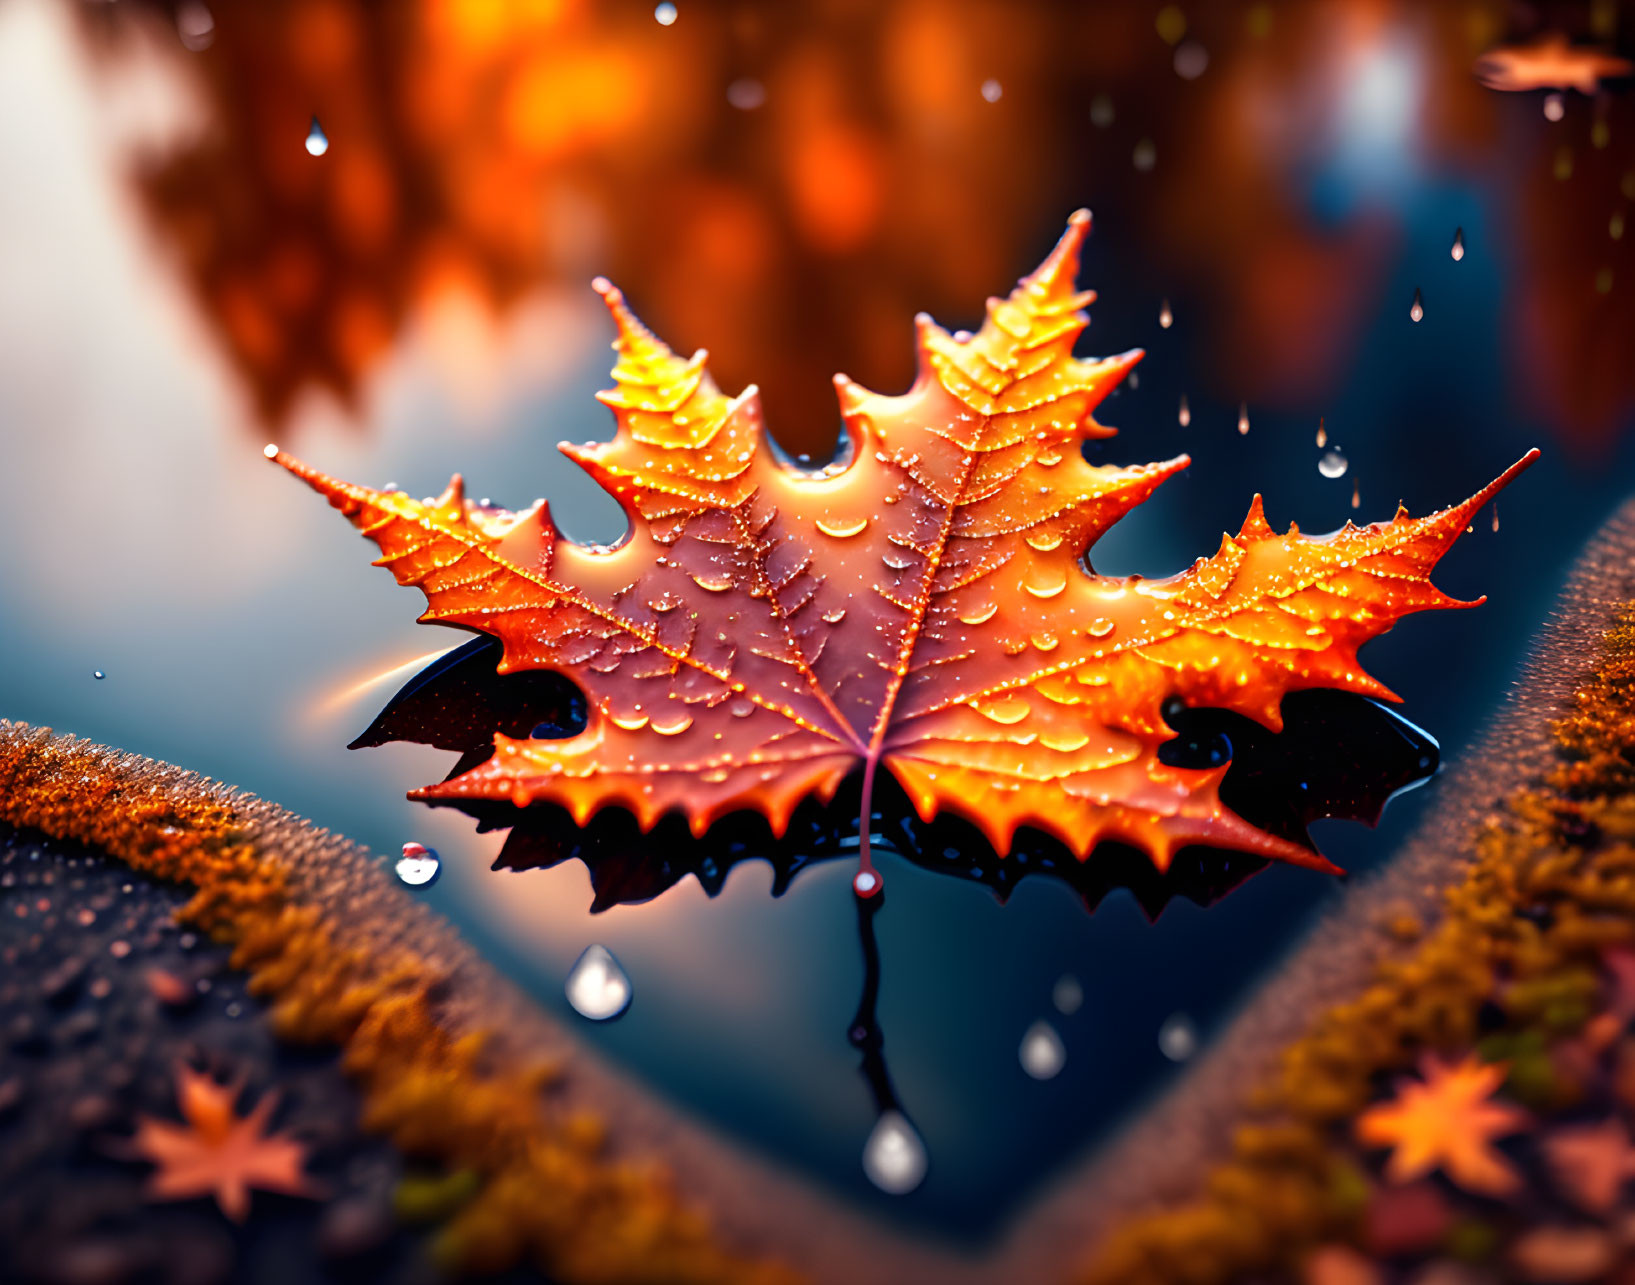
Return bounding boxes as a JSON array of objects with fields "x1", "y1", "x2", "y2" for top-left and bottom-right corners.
[
  {"x1": 0, "y1": 723, "x2": 799, "y2": 1285},
  {"x1": 1080, "y1": 606, "x2": 1635, "y2": 1285}
]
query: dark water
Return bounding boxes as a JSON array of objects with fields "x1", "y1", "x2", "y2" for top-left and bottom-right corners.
[{"x1": 3, "y1": 0, "x2": 1634, "y2": 1252}]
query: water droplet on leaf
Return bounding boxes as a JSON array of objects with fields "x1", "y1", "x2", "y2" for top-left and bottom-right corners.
[
  {"x1": 565, "y1": 945, "x2": 631, "y2": 1021},
  {"x1": 93, "y1": 670, "x2": 105, "y2": 681},
  {"x1": 395, "y1": 842, "x2": 440, "y2": 887},
  {"x1": 862, "y1": 1111, "x2": 927, "y2": 1194}
]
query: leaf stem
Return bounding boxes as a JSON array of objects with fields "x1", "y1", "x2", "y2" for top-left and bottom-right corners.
[{"x1": 854, "y1": 752, "x2": 883, "y2": 899}]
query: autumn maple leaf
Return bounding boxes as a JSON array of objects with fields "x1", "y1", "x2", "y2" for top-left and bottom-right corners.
[
  {"x1": 274, "y1": 210, "x2": 1534, "y2": 894},
  {"x1": 130, "y1": 1064, "x2": 319, "y2": 1221},
  {"x1": 1355, "y1": 1054, "x2": 1529, "y2": 1197}
]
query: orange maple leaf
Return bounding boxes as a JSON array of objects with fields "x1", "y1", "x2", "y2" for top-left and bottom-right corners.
[
  {"x1": 131, "y1": 1064, "x2": 319, "y2": 1222},
  {"x1": 1355, "y1": 1054, "x2": 1529, "y2": 1197},
  {"x1": 274, "y1": 211, "x2": 1534, "y2": 893}
]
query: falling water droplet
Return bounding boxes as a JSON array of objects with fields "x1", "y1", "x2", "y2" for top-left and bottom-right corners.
[
  {"x1": 1158, "y1": 299, "x2": 1173, "y2": 329},
  {"x1": 395, "y1": 842, "x2": 441, "y2": 887},
  {"x1": 1237, "y1": 403, "x2": 1250, "y2": 435},
  {"x1": 93, "y1": 670, "x2": 105, "y2": 681},
  {"x1": 726, "y1": 78, "x2": 765, "y2": 110},
  {"x1": 1491, "y1": 503, "x2": 1500, "y2": 533},
  {"x1": 1451, "y1": 226, "x2": 1465, "y2": 261},
  {"x1": 654, "y1": 1, "x2": 677, "y2": 25},
  {"x1": 1315, "y1": 417, "x2": 1326, "y2": 448},
  {"x1": 1177, "y1": 394, "x2": 1190, "y2": 427},
  {"x1": 862, "y1": 1111, "x2": 928, "y2": 1195},
  {"x1": 176, "y1": 1, "x2": 214, "y2": 50},
  {"x1": 1409, "y1": 287, "x2": 1424, "y2": 323},
  {"x1": 1351, "y1": 479, "x2": 1361, "y2": 509},
  {"x1": 1544, "y1": 91, "x2": 1565, "y2": 122},
  {"x1": 1318, "y1": 447, "x2": 1348, "y2": 479},
  {"x1": 1019, "y1": 1021, "x2": 1067, "y2": 1080},
  {"x1": 1158, "y1": 1013, "x2": 1198, "y2": 1061},
  {"x1": 565, "y1": 945, "x2": 631, "y2": 1021},
  {"x1": 1052, "y1": 974, "x2": 1083, "y2": 1015},
  {"x1": 304, "y1": 117, "x2": 329, "y2": 157},
  {"x1": 980, "y1": 78, "x2": 1003, "y2": 103},
  {"x1": 853, "y1": 868, "x2": 882, "y2": 898}
]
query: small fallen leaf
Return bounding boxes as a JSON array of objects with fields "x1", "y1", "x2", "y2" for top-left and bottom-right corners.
[
  {"x1": 130, "y1": 1064, "x2": 318, "y2": 1221},
  {"x1": 1355, "y1": 1054, "x2": 1528, "y2": 1197},
  {"x1": 1508, "y1": 1226, "x2": 1616, "y2": 1284},
  {"x1": 1362, "y1": 1180, "x2": 1453, "y2": 1257},
  {"x1": 1542, "y1": 1118, "x2": 1635, "y2": 1215}
]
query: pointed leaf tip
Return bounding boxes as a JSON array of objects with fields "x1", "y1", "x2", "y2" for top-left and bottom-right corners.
[{"x1": 1024, "y1": 210, "x2": 1094, "y2": 297}]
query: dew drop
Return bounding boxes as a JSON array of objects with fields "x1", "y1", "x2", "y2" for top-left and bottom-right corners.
[
  {"x1": 1158, "y1": 299, "x2": 1173, "y2": 329},
  {"x1": 304, "y1": 117, "x2": 329, "y2": 157},
  {"x1": 395, "y1": 842, "x2": 441, "y2": 888},
  {"x1": 1019, "y1": 1020, "x2": 1067, "y2": 1080},
  {"x1": 1158, "y1": 1012, "x2": 1198, "y2": 1061},
  {"x1": 1544, "y1": 91, "x2": 1565, "y2": 122},
  {"x1": 1318, "y1": 447, "x2": 1348, "y2": 479},
  {"x1": 1450, "y1": 226, "x2": 1465, "y2": 261},
  {"x1": 1087, "y1": 618, "x2": 1116, "y2": 638},
  {"x1": 853, "y1": 869, "x2": 881, "y2": 897},
  {"x1": 1177, "y1": 394, "x2": 1190, "y2": 427},
  {"x1": 1409, "y1": 287, "x2": 1424, "y2": 323},
  {"x1": 654, "y1": 1, "x2": 677, "y2": 24},
  {"x1": 728, "y1": 696, "x2": 755, "y2": 718},
  {"x1": 862, "y1": 1111, "x2": 927, "y2": 1195},
  {"x1": 1315, "y1": 417, "x2": 1326, "y2": 448},
  {"x1": 93, "y1": 670, "x2": 105, "y2": 681},
  {"x1": 1053, "y1": 974, "x2": 1083, "y2": 1015},
  {"x1": 1237, "y1": 403, "x2": 1250, "y2": 435},
  {"x1": 822, "y1": 607, "x2": 848, "y2": 623},
  {"x1": 980, "y1": 78, "x2": 1003, "y2": 103},
  {"x1": 817, "y1": 516, "x2": 868, "y2": 538},
  {"x1": 565, "y1": 944, "x2": 631, "y2": 1021},
  {"x1": 650, "y1": 710, "x2": 694, "y2": 736},
  {"x1": 958, "y1": 602, "x2": 998, "y2": 626},
  {"x1": 262, "y1": 443, "x2": 279, "y2": 459}
]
